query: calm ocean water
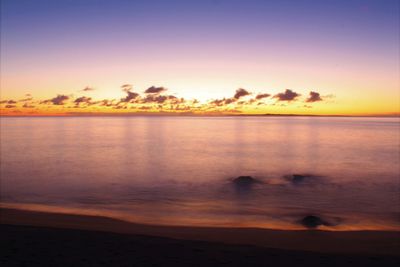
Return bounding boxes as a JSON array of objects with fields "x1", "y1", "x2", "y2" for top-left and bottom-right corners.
[{"x1": 1, "y1": 116, "x2": 399, "y2": 230}]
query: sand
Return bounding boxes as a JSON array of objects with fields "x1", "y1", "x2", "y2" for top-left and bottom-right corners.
[{"x1": 1, "y1": 208, "x2": 399, "y2": 266}]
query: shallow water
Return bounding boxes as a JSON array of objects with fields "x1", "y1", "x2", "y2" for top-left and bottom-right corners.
[{"x1": 1, "y1": 116, "x2": 399, "y2": 230}]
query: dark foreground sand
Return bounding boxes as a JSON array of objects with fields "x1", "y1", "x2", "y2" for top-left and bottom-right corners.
[{"x1": 1, "y1": 208, "x2": 399, "y2": 266}]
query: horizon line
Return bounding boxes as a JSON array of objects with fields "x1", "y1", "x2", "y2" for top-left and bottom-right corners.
[{"x1": 1, "y1": 113, "x2": 399, "y2": 118}]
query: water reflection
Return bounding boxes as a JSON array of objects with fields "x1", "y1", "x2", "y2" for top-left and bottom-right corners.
[{"x1": 0, "y1": 116, "x2": 399, "y2": 230}]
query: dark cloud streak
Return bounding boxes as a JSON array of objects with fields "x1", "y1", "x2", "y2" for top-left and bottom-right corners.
[
  {"x1": 74, "y1": 96, "x2": 92, "y2": 105},
  {"x1": 255, "y1": 93, "x2": 270, "y2": 100},
  {"x1": 82, "y1": 86, "x2": 95, "y2": 92},
  {"x1": 42, "y1": 95, "x2": 70, "y2": 105},
  {"x1": 23, "y1": 103, "x2": 35, "y2": 108},
  {"x1": 145, "y1": 86, "x2": 166, "y2": 94},
  {"x1": 19, "y1": 97, "x2": 33, "y2": 102},
  {"x1": 121, "y1": 84, "x2": 133, "y2": 92},
  {"x1": 0, "y1": 100, "x2": 17, "y2": 104}
]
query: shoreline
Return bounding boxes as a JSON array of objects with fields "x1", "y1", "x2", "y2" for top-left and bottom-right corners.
[{"x1": 1, "y1": 208, "x2": 399, "y2": 256}]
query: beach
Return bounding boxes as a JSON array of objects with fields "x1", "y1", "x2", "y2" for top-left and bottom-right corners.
[{"x1": 1, "y1": 208, "x2": 399, "y2": 266}]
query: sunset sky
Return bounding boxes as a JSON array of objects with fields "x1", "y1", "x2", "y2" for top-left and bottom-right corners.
[{"x1": 1, "y1": 0, "x2": 399, "y2": 116}]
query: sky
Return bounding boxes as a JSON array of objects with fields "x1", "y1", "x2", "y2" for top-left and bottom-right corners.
[{"x1": 0, "y1": 0, "x2": 399, "y2": 116}]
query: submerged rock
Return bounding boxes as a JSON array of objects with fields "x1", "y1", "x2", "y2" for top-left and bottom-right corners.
[
  {"x1": 300, "y1": 215, "x2": 341, "y2": 229},
  {"x1": 292, "y1": 174, "x2": 307, "y2": 183},
  {"x1": 233, "y1": 176, "x2": 257, "y2": 186},
  {"x1": 300, "y1": 215, "x2": 325, "y2": 228},
  {"x1": 301, "y1": 215, "x2": 325, "y2": 228},
  {"x1": 286, "y1": 174, "x2": 318, "y2": 185}
]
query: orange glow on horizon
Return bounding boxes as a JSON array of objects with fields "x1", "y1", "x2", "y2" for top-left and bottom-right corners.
[{"x1": 1, "y1": 86, "x2": 399, "y2": 117}]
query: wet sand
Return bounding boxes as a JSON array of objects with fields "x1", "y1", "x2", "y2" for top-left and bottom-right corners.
[{"x1": 1, "y1": 208, "x2": 399, "y2": 266}]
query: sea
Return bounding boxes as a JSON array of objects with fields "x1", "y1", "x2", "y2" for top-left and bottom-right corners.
[{"x1": 1, "y1": 116, "x2": 399, "y2": 230}]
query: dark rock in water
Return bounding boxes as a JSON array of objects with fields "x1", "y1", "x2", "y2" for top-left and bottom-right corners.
[
  {"x1": 300, "y1": 215, "x2": 325, "y2": 228},
  {"x1": 287, "y1": 174, "x2": 320, "y2": 185},
  {"x1": 233, "y1": 176, "x2": 257, "y2": 186},
  {"x1": 292, "y1": 174, "x2": 306, "y2": 183}
]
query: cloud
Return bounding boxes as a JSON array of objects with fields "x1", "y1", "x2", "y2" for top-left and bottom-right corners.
[
  {"x1": 0, "y1": 100, "x2": 17, "y2": 104},
  {"x1": 222, "y1": 108, "x2": 241, "y2": 113},
  {"x1": 98, "y1": 99, "x2": 115, "y2": 107},
  {"x1": 323, "y1": 94, "x2": 335, "y2": 99},
  {"x1": 19, "y1": 97, "x2": 33, "y2": 102},
  {"x1": 74, "y1": 96, "x2": 92, "y2": 105},
  {"x1": 42, "y1": 95, "x2": 70, "y2": 105},
  {"x1": 224, "y1": 98, "x2": 236, "y2": 104},
  {"x1": 171, "y1": 105, "x2": 192, "y2": 111},
  {"x1": 120, "y1": 89, "x2": 139, "y2": 103},
  {"x1": 114, "y1": 105, "x2": 127, "y2": 109},
  {"x1": 210, "y1": 98, "x2": 235, "y2": 106},
  {"x1": 144, "y1": 86, "x2": 166, "y2": 94},
  {"x1": 273, "y1": 89, "x2": 300, "y2": 101},
  {"x1": 247, "y1": 98, "x2": 257, "y2": 104},
  {"x1": 82, "y1": 86, "x2": 95, "y2": 92},
  {"x1": 23, "y1": 103, "x2": 35, "y2": 108},
  {"x1": 306, "y1": 91, "x2": 322, "y2": 102},
  {"x1": 210, "y1": 99, "x2": 224, "y2": 106},
  {"x1": 234, "y1": 88, "x2": 250, "y2": 99},
  {"x1": 119, "y1": 84, "x2": 140, "y2": 103},
  {"x1": 121, "y1": 84, "x2": 133, "y2": 92},
  {"x1": 3, "y1": 85, "x2": 329, "y2": 115},
  {"x1": 209, "y1": 89, "x2": 251, "y2": 107},
  {"x1": 142, "y1": 94, "x2": 179, "y2": 104},
  {"x1": 122, "y1": 91, "x2": 139, "y2": 102},
  {"x1": 255, "y1": 93, "x2": 270, "y2": 100}
]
